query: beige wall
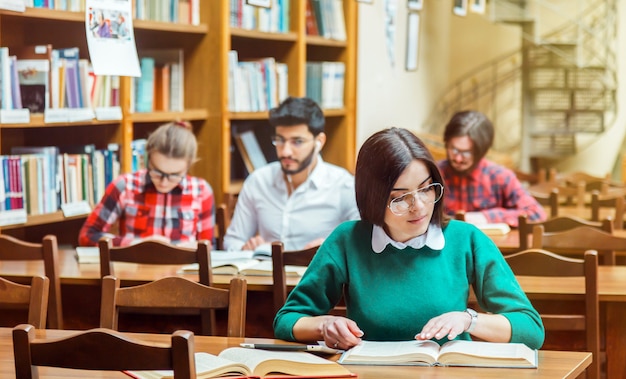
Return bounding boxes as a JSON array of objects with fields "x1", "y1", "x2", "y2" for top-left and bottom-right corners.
[{"x1": 356, "y1": 0, "x2": 625, "y2": 177}]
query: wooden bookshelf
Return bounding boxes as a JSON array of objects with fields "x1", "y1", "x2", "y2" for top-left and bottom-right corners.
[{"x1": 0, "y1": 1, "x2": 358, "y2": 239}]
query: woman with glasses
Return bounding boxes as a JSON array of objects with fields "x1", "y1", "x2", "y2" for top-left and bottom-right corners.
[
  {"x1": 274, "y1": 127, "x2": 544, "y2": 351},
  {"x1": 78, "y1": 121, "x2": 214, "y2": 247}
]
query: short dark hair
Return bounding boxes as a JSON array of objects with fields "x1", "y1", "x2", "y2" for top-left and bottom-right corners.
[
  {"x1": 443, "y1": 110, "x2": 494, "y2": 162},
  {"x1": 355, "y1": 127, "x2": 447, "y2": 227},
  {"x1": 268, "y1": 97, "x2": 325, "y2": 136}
]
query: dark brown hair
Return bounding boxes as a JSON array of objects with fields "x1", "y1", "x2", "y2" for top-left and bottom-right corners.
[
  {"x1": 355, "y1": 127, "x2": 447, "y2": 227},
  {"x1": 443, "y1": 110, "x2": 494, "y2": 162}
]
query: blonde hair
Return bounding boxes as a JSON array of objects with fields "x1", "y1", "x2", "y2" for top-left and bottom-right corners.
[{"x1": 146, "y1": 121, "x2": 197, "y2": 165}]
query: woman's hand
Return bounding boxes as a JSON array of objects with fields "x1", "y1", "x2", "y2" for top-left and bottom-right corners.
[
  {"x1": 415, "y1": 311, "x2": 470, "y2": 341},
  {"x1": 319, "y1": 316, "x2": 364, "y2": 350}
]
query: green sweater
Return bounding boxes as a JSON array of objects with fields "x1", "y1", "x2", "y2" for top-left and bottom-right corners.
[{"x1": 273, "y1": 220, "x2": 545, "y2": 349}]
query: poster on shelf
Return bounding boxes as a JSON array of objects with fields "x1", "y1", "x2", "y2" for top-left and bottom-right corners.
[{"x1": 85, "y1": 0, "x2": 140, "y2": 77}]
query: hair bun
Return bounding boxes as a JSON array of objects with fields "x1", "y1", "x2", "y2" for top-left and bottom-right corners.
[{"x1": 173, "y1": 120, "x2": 192, "y2": 131}]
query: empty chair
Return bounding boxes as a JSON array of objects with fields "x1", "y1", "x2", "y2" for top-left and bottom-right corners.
[
  {"x1": 98, "y1": 237, "x2": 214, "y2": 334},
  {"x1": 529, "y1": 188, "x2": 559, "y2": 218},
  {"x1": 12, "y1": 324, "x2": 196, "y2": 379},
  {"x1": 590, "y1": 190, "x2": 625, "y2": 230},
  {"x1": 0, "y1": 276, "x2": 49, "y2": 329},
  {"x1": 505, "y1": 249, "x2": 599, "y2": 379},
  {"x1": 532, "y1": 224, "x2": 626, "y2": 265},
  {"x1": 100, "y1": 275, "x2": 246, "y2": 337},
  {"x1": 271, "y1": 241, "x2": 318, "y2": 314},
  {"x1": 518, "y1": 214, "x2": 613, "y2": 250},
  {"x1": 0, "y1": 234, "x2": 62, "y2": 329}
]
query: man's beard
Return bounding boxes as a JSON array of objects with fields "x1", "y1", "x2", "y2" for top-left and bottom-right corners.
[{"x1": 280, "y1": 146, "x2": 316, "y2": 175}]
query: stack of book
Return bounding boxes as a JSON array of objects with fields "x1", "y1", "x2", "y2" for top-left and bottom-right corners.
[
  {"x1": 306, "y1": 61, "x2": 345, "y2": 109},
  {"x1": 305, "y1": 0, "x2": 347, "y2": 41},
  {"x1": 230, "y1": 0, "x2": 290, "y2": 33}
]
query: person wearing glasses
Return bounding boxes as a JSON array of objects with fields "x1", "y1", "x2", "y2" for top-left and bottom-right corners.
[
  {"x1": 223, "y1": 96, "x2": 359, "y2": 252},
  {"x1": 78, "y1": 121, "x2": 214, "y2": 247},
  {"x1": 438, "y1": 110, "x2": 546, "y2": 227},
  {"x1": 274, "y1": 127, "x2": 544, "y2": 350}
]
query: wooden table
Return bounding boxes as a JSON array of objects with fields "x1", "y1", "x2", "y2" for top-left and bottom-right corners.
[
  {"x1": 1, "y1": 251, "x2": 625, "y2": 377},
  {"x1": 0, "y1": 327, "x2": 591, "y2": 378}
]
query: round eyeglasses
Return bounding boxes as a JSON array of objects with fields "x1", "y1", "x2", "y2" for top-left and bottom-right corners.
[
  {"x1": 388, "y1": 183, "x2": 444, "y2": 216},
  {"x1": 448, "y1": 147, "x2": 473, "y2": 159}
]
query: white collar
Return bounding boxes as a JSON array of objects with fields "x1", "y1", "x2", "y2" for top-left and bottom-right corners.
[{"x1": 371, "y1": 223, "x2": 445, "y2": 253}]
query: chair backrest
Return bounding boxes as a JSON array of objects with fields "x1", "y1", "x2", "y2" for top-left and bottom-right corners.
[
  {"x1": 12, "y1": 324, "x2": 196, "y2": 379},
  {"x1": 271, "y1": 241, "x2": 318, "y2": 314},
  {"x1": 529, "y1": 188, "x2": 559, "y2": 218},
  {"x1": 531, "y1": 224, "x2": 626, "y2": 265},
  {"x1": 98, "y1": 238, "x2": 214, "y2": 333},
  {"x1": 215, "y1": 203, "x2": 228, "y2": 251},
  {"x1": 0, "y1": 234, "x2": 62, "y2": 329},
  {"x1": 504, "y1": 249, "x2": 599, "y2": 379},
  {"x1": 590, "y1": 190, "x2": 625, "y2": 230},
  {"x1": 0, "y1": 276, "x2": 49, "y2": 329},
  {"x1": 518, "y1": 214, "x2": 613, "y2": 250},
  {"x1": 100, "y1": 275, "x2": 246, "y2": 338}
]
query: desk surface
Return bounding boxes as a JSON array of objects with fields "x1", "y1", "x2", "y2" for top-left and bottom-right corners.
[{"x1": 0, "y1": 328, "x2": 591, "y2": 379}]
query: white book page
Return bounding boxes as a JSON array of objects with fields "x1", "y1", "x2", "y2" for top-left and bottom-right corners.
[{"x1": 340, "y1": 340, "x2": 440, "y2": 363}]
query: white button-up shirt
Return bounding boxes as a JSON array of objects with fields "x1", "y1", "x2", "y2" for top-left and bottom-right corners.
[{"x1": 223, "y1": 157, "x2": 360, "y2": 251}]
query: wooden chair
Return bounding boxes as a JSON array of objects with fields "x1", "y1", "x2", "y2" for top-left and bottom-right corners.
[
  {"x1": 0, "y1": 276, "x2": 49, "y2": 329},
  {"x1": 100, "y1": 275, "x2": 246, "y2": 338},
  {"x1": 517, "y1": 214, "x2": 613, "y2": 250},
  {"x1": 271, "y1": 241, "x2": 318, "y2": 314},
  {"x1": 0, "y1": 234, "x2": 63, "y2": 329},
  {"x1": 215, "y1": 203, "x2": 229, "y2": 250},
  {"x1": 531, "y1": 224, "x2": 626, "y2": 265},
  {"x1": 12, "y1": 324, "x2": 196, "y2": 379},
  {"x1": 98, "y1": 238, "x2": 214, "y2": 334},
  {"x1": 504, "y1": 249, "x2": 599, "y2": 379},
  {"x1": 590, "y1": 190, "x2": 625, "y2": 230},
  {"x1": 529, "y1": 188, "x2": 559, "y2": 218}
]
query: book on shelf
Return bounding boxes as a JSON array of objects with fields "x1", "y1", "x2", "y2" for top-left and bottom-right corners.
[
  {"x1": 13, "y1": 44, "x2": 54, "y2": 111},
  {"x1": 338, "y1": 340, "x2": 537, "y2": 368},
  {"x1": 0, "y1": 47, "x2": 12, "y2": 110},
  {"x1": 16, "y1": 58, "x2": 49, "y2": 113},
  {"x1": 476, "y1": 223, "x2": 511, "y2": 236},
  {"x1": 234, "y1": 130, "x2": 268, "y2": 174},
  {"x1": 125, "y1": 348, "x2": 355, "y2": 379},
  {"x1": 54, "y1": 47, "x2": 83, "y2": 109},
  {"x1": 11, "y1": 146, "x2": 60, "y2": 214}
]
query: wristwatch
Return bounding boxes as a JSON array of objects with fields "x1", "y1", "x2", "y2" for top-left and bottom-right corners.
[{"x1": 465, "y1": 308, "x2": 478, "y2": 333}]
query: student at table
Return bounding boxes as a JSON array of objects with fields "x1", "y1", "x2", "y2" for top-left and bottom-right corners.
[
  {"x1": 438, "y1": 110, "x2": 546, "y2": 227},
  {"x1": 273, "y1": 127, "x2": 544, "y2": 350},
  {"x1": 223, "y1": 97, "x2": 359, "y2": 251},
  {"x1": 78, "y1": 121, "x2": 215, "y2": 247}
]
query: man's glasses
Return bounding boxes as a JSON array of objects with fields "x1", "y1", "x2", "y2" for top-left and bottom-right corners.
[
  {"x1": 148, "y1": 166, "x2": 185, "y2": 182},
  {"x1": 388, "y1": 183, "x2": 444, "y2": 216},
  {"x1": 271, "y1": 136, "x2": 312, "y2": 149},
  {"x1": 448, "y1": 147, "x2": 473, "y2": 159}
]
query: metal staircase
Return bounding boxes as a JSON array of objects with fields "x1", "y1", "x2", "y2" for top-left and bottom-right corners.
[{"x1": 423, "y1": 0, "x2": 617, "y2": 171}]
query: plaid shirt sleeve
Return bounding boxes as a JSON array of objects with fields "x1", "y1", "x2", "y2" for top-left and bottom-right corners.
[{"x1": 78, "y1": 176, "x2": 126, "y2": 246}]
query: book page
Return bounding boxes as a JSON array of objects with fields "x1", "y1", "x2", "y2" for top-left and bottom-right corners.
[
  {"x1": 338, "y1": 340, "x2": 440, "y2": 365},
  {"x1": 75, "y1": 246, "x2": 99, "y2": 264},
  {"x1": 218, "y1": 347, "x2": 351, "y2": 377},
  {"x1": 438, "y1": 340, "x2": 537, "y2": 367},
  {"x1": 126, "y1": 352, "x2": 251, "y2": 379},
  {"x1": 239, "y1": 260, "x2": 307, "y2": 277},
  {"x1": 476, "y1": 223, "x2": 511, "y2": 235}
]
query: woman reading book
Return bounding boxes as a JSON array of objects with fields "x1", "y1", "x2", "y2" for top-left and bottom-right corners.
[
  {"x1": 273, "y1": 127, "x2": 544, "y2": 350},
  {"x1": 78, "y1": 121, "x2": 215, "y2": 247}
]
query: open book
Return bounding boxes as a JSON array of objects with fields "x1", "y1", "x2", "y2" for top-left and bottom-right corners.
[
  {"x1": 338, "y1": 340, "x2": 537, "y2": 368},
  {"x1": 179, "y1": 249, "x2": 307, "y2": 277},
  {"x1": 126, "y1": 348, "x2": 355, "y2": 379},
  {"x1": 476, "y1": 223, "x2": 511, "y2": 235},
  {"x1": 75, "y1": 246, "x2": 99, "y2": 264}
]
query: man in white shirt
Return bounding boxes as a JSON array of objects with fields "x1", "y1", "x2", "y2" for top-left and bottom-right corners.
[{"x1": 223, "y1": 97, "x2": 359, "y2": 251}]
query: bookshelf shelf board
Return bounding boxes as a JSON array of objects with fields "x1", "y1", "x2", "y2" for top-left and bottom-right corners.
[
  {"x1": 134, "y1": 19, "x2": 207, "y2": 34},
  {"x1": 323, "y1": 109, "x2": 347, "y2": 117},
  {"x1": 230, "y1": 28, "x2": 298, "y2": 42},
  {"x1": 1, "y1": 211, "x2": 87, "y2": 230},
  {"x1": 2, "y1": 7, "x2": 83, "y2": 22},
  {"x1": 131, "y1": 109, "x2": 209, "y2": 123},
  {"x1": 306, "y1": 36, "x2": 348, "y2": 48},
  {"x1": 0, "y1": 116, "x2": 121, "y2": 129},
  {"x1": 229, "y1": 112, "x2": 269, "y2": 121}
]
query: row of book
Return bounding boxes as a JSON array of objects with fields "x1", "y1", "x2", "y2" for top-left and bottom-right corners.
[
  {"x1": 229, "y1": 0, "x2": 290, "y2": 33},
  {"x1": 305, "y1": 0, "x2": 347, "y2": 41},
  {"x1": 23, "y1": 0, "x2": 84, "y2": 11},
  {"x1": 135, "y1": 0, "x2": 200, "y2": 25},
  {"x1": 0, "y1": 144, "x2": 120, "y2": 218},
  {"x1": 306, "y1": 61, "x2": 345, "y2": 109},
  {"x1": 133, "y1": 50, "x2": 185, "y2": 113},
  {"x1": 227, "y1": 51, "x2": 288, "y2": 113}
]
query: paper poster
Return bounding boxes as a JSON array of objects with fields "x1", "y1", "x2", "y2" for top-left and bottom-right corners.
[
  {"x1": 85, "y1": 0, "x2": 140, "y2": 77},
  {"x1": 384, "y1": 0, "x2": 397, "y2": 67}
]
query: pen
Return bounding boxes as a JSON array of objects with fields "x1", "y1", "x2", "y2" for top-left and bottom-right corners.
[{"x1": 240, "y1": 343, "x2": 340, "y2": 353}]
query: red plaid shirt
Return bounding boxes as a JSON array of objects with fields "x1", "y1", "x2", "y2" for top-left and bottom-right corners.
[
  {"x1": 438, "y1": 159, "x2": 547, "y2": 227},
  {"x1": 79, "y1": 170, "x2": 214, "y2": 246}
]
